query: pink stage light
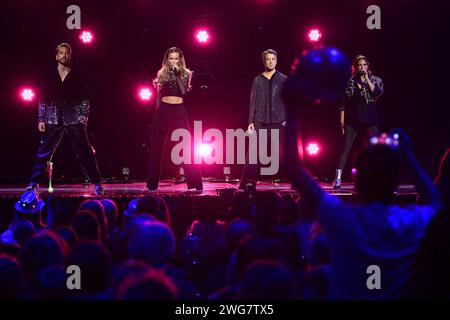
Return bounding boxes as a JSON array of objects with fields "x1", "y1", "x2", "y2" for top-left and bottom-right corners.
[
  {"x1": 20, "y1": 88, "x2": 35, "y2": 102},
  {"x1": 306, "y1": 143, "x2": 320, "y2": 156},
  {"x1": 307, "y1": 28, "x2": 322, "y2": 42},
  {"x1": 138, "y1": 87, "x2": 153, "y2": 101},
  {"x1": 196, "y1": 30, "x2": 210, "y2": 44},
  {"x1": 198, "y1": 143, "x2": 212, "y2": 157},
  {"x1": 80, "y1": 30, "x2": 94, "y2": 44}
]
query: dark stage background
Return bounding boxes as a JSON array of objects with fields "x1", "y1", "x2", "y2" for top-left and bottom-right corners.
[{"x1": 0, "y1": 0, "x2": 448, "y2": 185}]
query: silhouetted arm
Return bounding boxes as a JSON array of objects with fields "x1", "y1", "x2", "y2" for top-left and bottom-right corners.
[
  {"x1": 399, "y1": 131, "x2": 441, "y2": 211},
  {"x1": 284, "y1": 108, "x2": 326, "y2": 215}
]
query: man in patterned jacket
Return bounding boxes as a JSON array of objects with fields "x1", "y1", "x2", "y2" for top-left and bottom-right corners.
[{"x1": 26, "y1": 43, "x2": 103, "y2": 195}]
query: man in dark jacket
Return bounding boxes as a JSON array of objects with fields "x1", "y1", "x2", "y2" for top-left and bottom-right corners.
[
  {"x1": 239, "y1": 49, "x2": 288, "y2": 189},
  {"x1": 27, "y1": 43, "x2": 103, "y2": 195}
]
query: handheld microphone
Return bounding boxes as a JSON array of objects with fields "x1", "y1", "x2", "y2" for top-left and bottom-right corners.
[{"x1": 171, "y1": 65, "x2": 179, "y2": 75}]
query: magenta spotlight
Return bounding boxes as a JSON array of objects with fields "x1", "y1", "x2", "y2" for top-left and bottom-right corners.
[
  {"x1": 20, "y1": 88, "x2": 35, "y2": 102},
  {"x1": 195, "y1": 30, "x2": 210, "y2": 44},
  {"x1": 306, "y1": 143, "x2": 320, "y2": 156},
  {"x1": 198, "y1": 143, "x2": 212, "y2": 157},
  {"x1": 138, "y1": 87, "x2": 153, "y2": 101},
  {"x1": 307, "y1": 28, "x2": 322, "y2": 42},
  {"x1": 79, "y1": 30, "x2": 94, "y2": 44},
  {"x1": 351, "y1": 168, "x2": 357, "y2": 175}
]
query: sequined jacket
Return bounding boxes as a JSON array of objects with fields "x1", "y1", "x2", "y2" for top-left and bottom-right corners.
[
  {"x1": 340, "y1": 74, "x2": 384, "y2": 111},
  {"x1": 340, "y1": 74, "x2": 384, "y2": 126},
  {"x1": 38, "y1": 69, "x2": 91, "y2": 125}
]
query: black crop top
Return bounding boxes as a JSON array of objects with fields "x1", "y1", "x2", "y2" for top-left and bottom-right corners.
[{"x1": 157, "y1": 71, "x2": 190, "y2": 98}]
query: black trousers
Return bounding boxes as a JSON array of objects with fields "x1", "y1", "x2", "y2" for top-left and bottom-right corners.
[
  {"x1": 30, "y1": 124, "x2": 102, "y2": 184},
  {"x1": 240, "y1": 122, "x2": 284, "y2": 186},
  {"x1": 336, "y1": 124, "x2": 378, "y2": 170},
  {"x1": 147, "y1": 102, "x2": 202, "y2": 189}
]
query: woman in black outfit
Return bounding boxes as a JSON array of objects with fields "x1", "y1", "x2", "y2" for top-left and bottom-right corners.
[
  {"x1": 333, "y1": 55, "x2": 384, "y2": 189},
  {"x1": 146, "y1": 47, "x2": 202, "y2": 191}
]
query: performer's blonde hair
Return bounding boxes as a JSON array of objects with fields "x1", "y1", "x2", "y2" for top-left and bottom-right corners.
[{"x1": 154, "y1": 47, "x2": 192, "y2": 89}]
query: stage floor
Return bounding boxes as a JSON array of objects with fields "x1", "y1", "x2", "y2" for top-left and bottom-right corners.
[
  {"x1": 0, "y1": 180, "x2": 420, "y2": 230},
  {"x1": 0, "y1": 180, "x2": 418, "y2": 199}
]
